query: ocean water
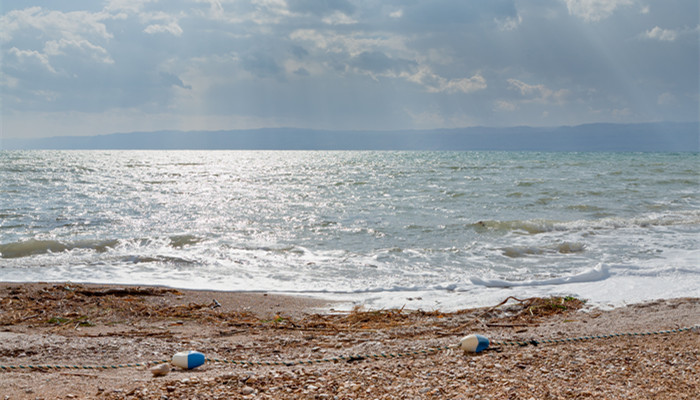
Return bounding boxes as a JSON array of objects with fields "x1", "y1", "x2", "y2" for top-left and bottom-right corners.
[{"x1": 1, "y1": 150, "x2": 698, "y2": 310}]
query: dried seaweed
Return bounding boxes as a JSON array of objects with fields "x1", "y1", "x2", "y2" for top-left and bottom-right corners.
[{"x1": 0, "y1": 284, "x2": 583, "y2": 335}]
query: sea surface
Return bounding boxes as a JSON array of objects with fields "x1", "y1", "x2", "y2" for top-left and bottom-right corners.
[{"x1": 1, "y1": 151, "x2": 698, "y2": 310}]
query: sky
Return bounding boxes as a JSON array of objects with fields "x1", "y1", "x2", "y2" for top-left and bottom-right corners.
[{"x1": 1, "y1": 0, "x2": 698, "y2": 139}]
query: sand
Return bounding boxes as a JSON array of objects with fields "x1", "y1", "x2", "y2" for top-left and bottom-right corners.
[{"x1": 0, "y1": 282, "x2": 698, "y2": 399}]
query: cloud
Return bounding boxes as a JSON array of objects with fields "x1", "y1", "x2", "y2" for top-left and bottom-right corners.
[
  {"x1": 389, "y1": 9, "x2": 403, "y2": 19},
  {"x1": 289, "y1": 28, "x2": 408, "y2": 58},
  {"x1": 287, "y1": 0, "x2": 355, "y2": 17},
  {"x1": 507, "y1": 79, "x2": 569, "y2": 104},
  {"x1": 322, "y1": 11, "x2": 357, "y2": 25},
  {"x1": 144, "y1": 21, "x2": 184, "y2": 36},
  {"x1": 350, "y1": 51, "x2": 416, "y2": 75},
  {"x1": 44, "y1": 38, "x2": 114, "y2": 64},
  {"x1": 408, "y1": 68, "x2": 487, "y2": 94},
  {"x1": 401, "y1": 0, "x2": 518, "y2": 27},
  {"x1": 494, "y1": 100, "x2": 518, "y2": 111},
  {"x1": 563, "y1": 0, "x2": 633, "y2": 22},
  {"x1": 495, "y1": 14, "x2": 522, "y2": 31},
  {"x1": 0, "y1": 7, "x2": 114, "y2": 42},
  {"x1": 1, "y1": 0, "x2": 698, "y2": 137},
  {"x1": 159, "y1": 72, "x2": 191, "y2": 89},
  {"x1": 644, "y1": 26, "x2": 677, "y2": 41},
  {"x1": 106, "y1": 0, "x2": 159, "y2": 13},
  {"x1": 8, "y1": 47, "x2": 56, "y2": 73},
  {"x1": 241, "y1": 52, "x2": 282, "y2": 78},
  {"x1": 1, "y1": 6, "x2": 118, "y2": 77}
]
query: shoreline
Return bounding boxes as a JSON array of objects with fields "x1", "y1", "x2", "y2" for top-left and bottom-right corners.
[
  {"x1": 3, "y1": 277, "x2": 699, "y2": 313},
  {"x1": 1, "y1": 282, "x2": 698, "y2": 399}
]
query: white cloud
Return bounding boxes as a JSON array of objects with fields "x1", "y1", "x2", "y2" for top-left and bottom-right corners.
[
  {"x1": 106, "y1": 0, "x2": 158, "y2": 13},
  {"x1": 408, "y1": 68, "x2": 487, "y2": 94},
  {"x1": 44, "y1": 38, "x2": 114, "y2": 64},
  {"x1": 1, "y1": 7, "x2": 118, "y2": 74},
  {"x1": 1, "y1": 7, "x2": 114, "y2": 42},
  {"x1": 495, "y1": 15, "x2": 522, "y2": 31},
  {"x1": 9, "y1": 47, "x2": 56, "y2": 73},
  {"x1": 644, "y1": 26, "x2": 677, "y2": 42},
  {"x1": 144, "y1": 21, "x2": 184, "y2": 36},
  {"x1": 389, "y1": 9, "x2": 403, "y2": 19},
  {"x1": 494, "y1": 100, "x2": 518, "y2": 111},
  {"x1": 0, "y1": 74, "x2": 19, "y2": 89},
  {"x1": 322, "y1": 11, "x2": 357, "y2": 25},
  {"x1": 289, "y1": 29, "x2": 409, "y2": 58},
  {"x1": 507, "y1": 79, "x2": 569, "y2": 104},
  {"x1": 563, "y1": 0, "x2": 633, "y2": 22}
]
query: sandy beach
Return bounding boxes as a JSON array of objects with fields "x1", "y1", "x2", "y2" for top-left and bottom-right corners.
[{"x1": 0, "y1": 282, "x2": 698, "y2": 399}]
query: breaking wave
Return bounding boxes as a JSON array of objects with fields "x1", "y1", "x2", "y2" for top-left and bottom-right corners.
[
  {"x1": 470, "y1": 264, "x2": 610, "y2": 287},
  {"x1": 0, "y1": 235, "x2": 203, "y2": 259},
  {"x1": 471, "y1": 211, "x2": 700, "y2": 235}
]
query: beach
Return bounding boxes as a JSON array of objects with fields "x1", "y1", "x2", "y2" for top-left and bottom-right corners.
[{"x1": 0, "y1": 282, "x2": 697, "y2": 399}]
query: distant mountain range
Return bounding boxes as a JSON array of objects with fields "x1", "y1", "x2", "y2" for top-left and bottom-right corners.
[{"x1": 2, "y1": 122, "x2": 698, "y2": 152}]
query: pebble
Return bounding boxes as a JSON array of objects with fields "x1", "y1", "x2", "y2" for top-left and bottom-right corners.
[
  {"x1": 150, "y1": 363, "x2": 170, "y2": 377},
  {"x1": 241, "y1": 386, "x2": 255, "y2": 395}
]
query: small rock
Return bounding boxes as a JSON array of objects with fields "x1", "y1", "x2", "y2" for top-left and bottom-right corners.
[
  {"x1": 150, "y1": 363, "x2": 171, "y2": 377},
  {"x1": 241, "y1": 386, "x2": 255, "y2": 395}
]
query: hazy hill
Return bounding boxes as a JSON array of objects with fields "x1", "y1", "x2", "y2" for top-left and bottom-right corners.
[{"x1": 2, "y1": 122, "x2": 698, "y2": 152}]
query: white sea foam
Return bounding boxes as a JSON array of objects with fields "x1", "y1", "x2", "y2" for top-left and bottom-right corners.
[{"x1": 470, "y1": 264, "x2": 610, "y2": 287}]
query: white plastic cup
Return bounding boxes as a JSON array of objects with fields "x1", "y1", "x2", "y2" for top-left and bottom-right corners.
[
  {"x1": 172, "y1": 351, "x2": 206, "y2": 369},
  {"x1": 459, "y1": 334, "x2": 490, "y2": 353}
]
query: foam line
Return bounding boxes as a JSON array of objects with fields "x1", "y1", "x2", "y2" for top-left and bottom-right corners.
[{"x1": 470, "y1": 264, "x2": 610, "y2": 288}]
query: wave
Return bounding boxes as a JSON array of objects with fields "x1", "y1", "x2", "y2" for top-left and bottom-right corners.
[
  {"x1": 471, "y1": 211, "x2": 700, "y2": 235},
  {"x1": 0, "y1": 235, "x2": 203, "y2": 259},
  {"x1": 470, "y1": 264, "x2": 610, "y2": 287},
  {"x1": 500, "y1": 242, "x2": 586, "y2": 258},
  {"x1": 264, "y1": 265, "x2": 611, "y2": 294},
  {"x1": 262, "y1": 283, "x2": 463, "y2": 296},
  {"x1": 0, "y1": 239, "x2": 119, "y2": 259}
]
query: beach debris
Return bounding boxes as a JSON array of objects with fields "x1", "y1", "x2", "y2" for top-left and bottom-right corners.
[
  {"x1": 459, "y1": 334, "x2": 490, "y2": 353},
  {"x1": 210, "y1": 299, "x2": 222, "y2": 309},
  {"x1": 172, "y1": 351, "x2": 206, "y2": 370},
  {"x1": 150, "y1": 363, "x2": 170, "y2": 377},
  {"x1": 75, "y1": 287, "x2": 181, "y2": 297}
]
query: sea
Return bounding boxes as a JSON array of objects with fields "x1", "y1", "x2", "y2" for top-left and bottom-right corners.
[{"x1": 1, "y1": 150, "x2": 698, "y2": 310}]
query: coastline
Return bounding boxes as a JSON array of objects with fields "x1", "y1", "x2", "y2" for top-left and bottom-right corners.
[{"x1": 1, "y1": 282, "x2": 698, "y2": 399}]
